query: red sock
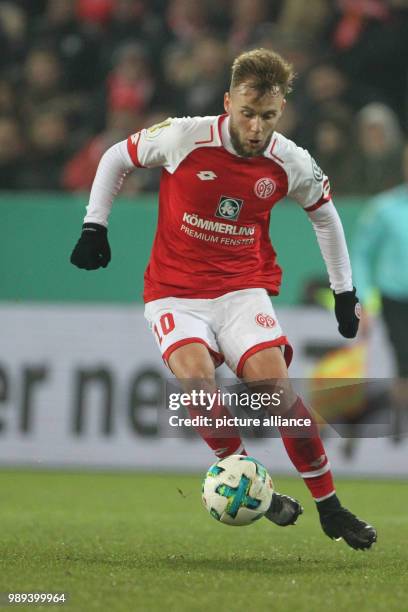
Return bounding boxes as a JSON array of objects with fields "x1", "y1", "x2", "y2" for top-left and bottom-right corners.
[
  {"x1": 279, "y1": 397, "x2": 335, "y2": 501},
  {"x1": 186, "y1": 397, "x2": 247, "y2": 459}
]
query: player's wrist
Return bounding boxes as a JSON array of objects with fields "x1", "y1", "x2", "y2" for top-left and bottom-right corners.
[
  {"x1": 332, "y1": 287, "x2": 356, "y2": 298},
  {"x1": 82, "y1": 222, "x2": 107, "y2": 235}
]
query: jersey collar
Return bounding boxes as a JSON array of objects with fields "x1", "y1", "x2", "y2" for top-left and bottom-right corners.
[{"x1": 218, "y1": 114, "x2": 240, "y2": 156}]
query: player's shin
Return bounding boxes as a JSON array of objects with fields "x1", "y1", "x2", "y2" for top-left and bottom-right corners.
[
  {"x1": 278, "y1": 396, "x2": 336, "y2": 501},
  {"x1": 185, "y1": 394, "x2": 247, "y2": 459}
]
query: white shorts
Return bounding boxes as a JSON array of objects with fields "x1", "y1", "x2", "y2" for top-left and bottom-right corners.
[{"x1": 144, "y1": 288, "x2": 293, "y2": 377}]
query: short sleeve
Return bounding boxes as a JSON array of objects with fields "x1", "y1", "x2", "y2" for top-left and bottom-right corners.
[
  {"x1": 286, "y1": 145, "x2": 331, "y2": 212},
  {"x1": 126, "y1": 117, "x2": 188, "y2": 170},
  {"x1": 127, "y1": 117, "x2": 191, "y2": 169}
]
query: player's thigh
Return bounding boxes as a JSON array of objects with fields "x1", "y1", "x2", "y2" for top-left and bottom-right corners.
[
  {"x1": 144, "y1": 297, "x2": 223, "y2": 372},
  {"x1": 216, "y1": 289, "x2": 293, "y2": 377}
]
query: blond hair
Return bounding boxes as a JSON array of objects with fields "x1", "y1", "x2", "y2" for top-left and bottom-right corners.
[{"x1": 230, "y1": 48, "x2": 295, "y2": 97}]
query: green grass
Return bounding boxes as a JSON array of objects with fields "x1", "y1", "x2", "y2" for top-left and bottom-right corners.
[{"x1": 0, "y1": 471, "x2": 406, "y2": 612}]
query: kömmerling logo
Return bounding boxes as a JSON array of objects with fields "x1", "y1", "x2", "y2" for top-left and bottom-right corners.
[{"x1": 215, "y1": 196, "x2": 243, "y2": 221}]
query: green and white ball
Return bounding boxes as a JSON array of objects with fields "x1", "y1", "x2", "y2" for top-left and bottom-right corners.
[{"x1": 202, "y1": 455, "x2": 274, "y2": 526}]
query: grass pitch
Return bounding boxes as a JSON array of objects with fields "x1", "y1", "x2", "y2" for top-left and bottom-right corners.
[{"x1": 0, "y1": 470, "x2": 406, "y2": 612}]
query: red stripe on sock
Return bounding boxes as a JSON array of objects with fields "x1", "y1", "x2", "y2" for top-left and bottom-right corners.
[{"x1": 304, "y1": 471, "x2": 335, "y2": 500}]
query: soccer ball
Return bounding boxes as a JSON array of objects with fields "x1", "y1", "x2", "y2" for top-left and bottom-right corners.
[{"x1": 202, "y1": 455, "x2": 274, "y2": 526}]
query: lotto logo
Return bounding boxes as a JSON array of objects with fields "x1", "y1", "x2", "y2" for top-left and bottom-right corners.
[
  {"x1": 310, "y1": 454, "x2": 326, "y2": 468},
  {"x1": 197, "y1": 170, "x2": 217, "y2": 180},
  {"x1": 254, "y1": 178, "x2": 276, "y2": 199},
  {"x1": 255, "y1": 313, "x2": 276, "y2": 328}
]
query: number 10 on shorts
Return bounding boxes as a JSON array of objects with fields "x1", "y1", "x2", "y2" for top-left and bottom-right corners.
[{"x1": 154, "y1": 313, "x2": 175, "y2": 345}]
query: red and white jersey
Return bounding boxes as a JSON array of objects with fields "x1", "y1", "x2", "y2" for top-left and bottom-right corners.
[{"x1": 126, "y1": 115, "x2": 331, "y2": 303}]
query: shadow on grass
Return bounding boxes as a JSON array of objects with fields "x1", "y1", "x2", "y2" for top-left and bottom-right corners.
[
  {"x1": 37, "y1": 550, "x2": 378, "y2": 576},
  {"x1": 160, "y1": 554, "x2": 376, "y2": 576}
]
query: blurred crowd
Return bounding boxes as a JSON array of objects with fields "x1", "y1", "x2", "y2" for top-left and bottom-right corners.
[{"x1": 1, "y1": 0, "x2": 408, "y2": 195}]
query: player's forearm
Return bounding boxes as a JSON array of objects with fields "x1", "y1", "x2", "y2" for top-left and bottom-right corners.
[
  {"x1": 84, "y1": 140, "x2": 134, "y2": 226},
  {"x1": 308, "y1": 201, "x2": 353, "y2": 293}
]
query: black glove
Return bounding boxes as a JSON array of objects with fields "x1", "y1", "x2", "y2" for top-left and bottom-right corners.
[
  {"x1": 333, "y1": 287, "x2": 361, "y2": 338},
  {"x1": 70, "y1": 223, "x2": 111, "y2": 270}
]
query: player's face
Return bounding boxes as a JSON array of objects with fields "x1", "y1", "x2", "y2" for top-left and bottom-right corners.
[{"x1": 224, "y1": 84, "x2": 286, "y2": 158}]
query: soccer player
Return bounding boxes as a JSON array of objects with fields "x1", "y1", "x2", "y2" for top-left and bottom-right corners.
[{"x1": 71, "y1": 48, "x2": 376, "y2": 550}]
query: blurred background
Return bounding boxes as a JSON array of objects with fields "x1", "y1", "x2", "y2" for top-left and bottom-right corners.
[
  {"x1": 1, "y1": 0, "x2": 407, "y2": 474},
  {"x1": 1, "y1": 0, "x2": 407, "y2": 194}
]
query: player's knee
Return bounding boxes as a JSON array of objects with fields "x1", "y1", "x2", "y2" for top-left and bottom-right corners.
[
  {"x1": 168, "y1": 342, "x2": 215, "y2": 381},
  {"x1": 174, "y1": 366, "x2": 217, "y2": 397},
  {"x1": 176, "y1": 365, "x2": 215, "y2": 382},
  {"x1": 242, "y1": 346, "x2": 288, "y2": 381}
]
